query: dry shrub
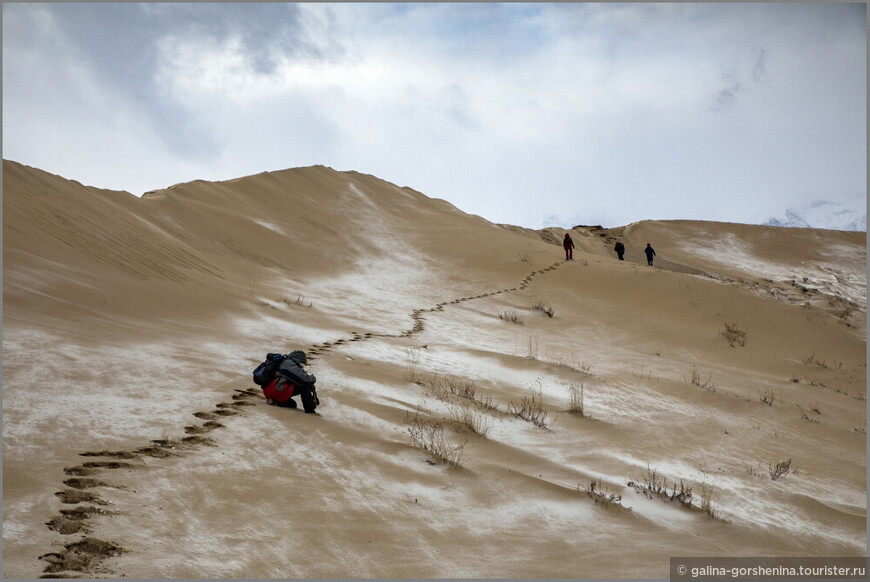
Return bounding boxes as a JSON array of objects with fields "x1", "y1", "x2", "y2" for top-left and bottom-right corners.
[
  {"x1": 628, "y1": 465, "x2": 720, "y2": 517},
  {"x1": 627, "y1": 464, "x2": 666, "y2": 498},
  {"x1": 584, "y1": 479, "x2": 622, "y2": 508},
  {"x1": 768, "y1": 458, "x2": 792, "y2": 480},
  {"x1": 759, "y1": 388, "x2": 775, "y2": 406},
  {"x1": 721, "y1": 322, "x2": 747, "y2": 347}
]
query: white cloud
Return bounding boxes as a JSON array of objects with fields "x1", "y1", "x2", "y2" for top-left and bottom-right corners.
[{"x1": 2, "y1": 2, "x2": 865, "y2": 229}]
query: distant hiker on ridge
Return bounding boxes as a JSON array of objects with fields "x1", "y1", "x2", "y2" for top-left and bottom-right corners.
[
  {"x1": 563, "y1": 232, "x2": 575, "y2": 261},
  {"x1": 614, "y1": 241, "x2": 625, "y2": 261},
  {"x1": 644, "y1": 243, "x2": 656, "y2": 266}
]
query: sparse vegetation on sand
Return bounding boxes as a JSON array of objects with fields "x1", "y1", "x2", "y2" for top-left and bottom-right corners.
[
  {"x1": 498, "y1": 309, "x2": 524, "y2": 325},
  {"x1": 697, "y1": 479, "x2": 719, "y2": 519},
  {"x1": 283, "y1": 294, "x2": 312, "y2": 307},
  {"x1": 543, "y1": 346, "x2": 589, "y2": 371},
  {"x1": 507, "y1": 381, "x2": 550, "y2": 429},
  {"x1": 627, "y1": 464, "x2": 719, "y2": 518},
  {"x1": 795, "y1": 404, "x2": 819, "y2": 423},
  {"x1": 404, "y1": 347, "x2": 424, "y2": 384},
  {"x1": 768, "y1": 458, "x2": 792, "y2": 480},
  {"x1": 427, "y1": 375, "x2": 499, "y2": 413},
  {"x1": 446, "y1": 400, "x2": 494, "y2": 437},
  {"x1": 759, "y1": 388, "x2": 776, "y2": 406},
  {"x1": 721, "y1": 322, "x2": 747, "y2": 347},
  {"x1": 424, "y1": 375, "x2": 497, "y2": 437},
  {"x1": 405, "y1": 410, "x2": 467, "y2": 468},
  {"x1": 532, "y1": 299, "x2": 555, "y2": 318},
  {"x1": 566, "y1": 381, "x2": 585, "y2": 415},
  {"x1": 584, "y1": 479, "x2": 623, "y2": 509},
  {"x1": 687, "y1": 366, "x2": 716, "y2": 392}
]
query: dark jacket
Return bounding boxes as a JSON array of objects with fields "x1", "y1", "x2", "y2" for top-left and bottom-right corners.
[
  {"x1": 644, "y1": 245, "x2": 656, "y2": 258},
  {"x1": 277, "y1": 351, "x2": 316, "y2": 387},
  {"x1": 563, "y1": 234, "x2": 575, "y2": 248},
  {"x1": 614, "y1": 242, "x2": 625, "y2": 253}
]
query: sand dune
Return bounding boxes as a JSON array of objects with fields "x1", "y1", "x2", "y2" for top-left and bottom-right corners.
[{"x1": 2, "y1": 159, "x2": 866, "y2": 578}]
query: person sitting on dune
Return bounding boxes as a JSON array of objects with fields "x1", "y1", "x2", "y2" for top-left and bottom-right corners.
[{"x1": 270, "y1": 350, "x2": 319, "y2": 413}]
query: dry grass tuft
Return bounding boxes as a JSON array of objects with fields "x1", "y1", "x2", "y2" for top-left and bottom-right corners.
[
  {"x1": 405, "y1": 411, "x2": 467, "y2": 468},
  {"x1": 498, "y1": 309, "x2": 524, "y2": 325},
  {"x1": 446, "y1": 400, "x2": 494, "y2": 437},
  {"x1": 698, "y1": 479, "x2": 718, "y2": 518},
  {"x1": 532, "y1": 300, "x2": 555, "y2": 318},
  {"x1": 687, "y1": 366, "x2": 716, "y2": 392},
  {"x1": 507, "y1": 384, "x2": 550, "y2": 429},
  {"x1": 566, "y1": 381, "x2": 585, "y2": 415},
  {"x1": 404, "y1": 347, "x2": 424, "y2": 384},
  {"x1": 795, "y1": 404, "x2": 819, "y2": 423}
]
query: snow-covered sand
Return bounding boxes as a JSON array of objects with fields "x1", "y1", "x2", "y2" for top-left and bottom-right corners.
[{"x1": 2, "y1": 160, "x2": 866, "y2": 578}]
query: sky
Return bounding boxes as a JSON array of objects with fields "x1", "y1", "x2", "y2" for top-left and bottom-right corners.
[{"x1": 2, "y1": 2, "x2": 866, "y2": 229}]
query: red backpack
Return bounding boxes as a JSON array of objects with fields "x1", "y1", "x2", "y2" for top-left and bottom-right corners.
[{"x1": 262, "y1": 377, "x2": 297, "y2": 404}]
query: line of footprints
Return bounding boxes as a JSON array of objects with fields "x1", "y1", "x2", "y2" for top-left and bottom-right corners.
[{"x1": 39, "y1": 260, "x2": 564, "y2": 577}]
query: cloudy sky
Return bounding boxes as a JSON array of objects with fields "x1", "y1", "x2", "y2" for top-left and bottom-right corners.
[{"x1": 3, "y1": 2, "x2": 866, "y2": 228}]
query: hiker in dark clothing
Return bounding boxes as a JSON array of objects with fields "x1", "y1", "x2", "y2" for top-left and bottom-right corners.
[
  {"x1": 644, "y1": 243, "x2": 656, "y2": 266},
  {"x1": 273, "y1": 350, "x2": 319, "y2": 413},
  {"x1": 563, "y1": 233, "x2": 575, "y2": 260},
  {"x1": 614, "y1": 241, "x2": 625, "y2": 260}
]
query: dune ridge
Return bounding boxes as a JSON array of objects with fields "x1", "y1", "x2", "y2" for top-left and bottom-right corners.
[{"x1": 2, "y1": 159, "x2": 866, "y2": 578}]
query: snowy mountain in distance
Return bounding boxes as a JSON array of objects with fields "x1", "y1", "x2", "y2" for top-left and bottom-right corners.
[
  {"x1": 537, "y1": 194, "x2": 867, "y2": 232},
  {"x1": 764, "y1": 195, "x2": 866, "y2": 231}
]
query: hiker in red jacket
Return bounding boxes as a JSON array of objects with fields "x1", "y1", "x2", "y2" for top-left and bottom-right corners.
[
  {"x1": 263, "y1": 351, "x2": 319, "y2": 413},
  {"x1": 563, "y1": 232, "x2": 575, "y2": 260}
]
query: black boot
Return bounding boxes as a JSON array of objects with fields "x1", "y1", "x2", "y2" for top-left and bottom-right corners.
[{"x1": 300, "y1": 386, "x2": 317, "y2": 413}]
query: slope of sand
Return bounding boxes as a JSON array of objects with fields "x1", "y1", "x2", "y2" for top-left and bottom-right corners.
[{"x1": 2, "y1": 159, "x2": 866, "y2": 578}]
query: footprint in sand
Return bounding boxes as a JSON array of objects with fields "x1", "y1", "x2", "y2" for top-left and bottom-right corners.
[
  {"x1": 63, "y1": 461, "x2": 131, "y2": 476},
  {"x1": 79, "y1": 450, "x2": 136, "y2": 460},
  {"x1": 39, "y1": 537, "x2": 124, "y2": 576},
  {"x1": 62, "y1": 478, "x2": 109, "y2": 491},
  {"x1": 183, "y1": 421, "x2": 224, "y2": 434},
  {"x1": 211, "y1": 408, "x2": 239, "y2": 417},
  {"x1": 55, "y1": 489, "x2": 105, "y2": 505},
  {"x1": 46, "y1": 506, "x2": 107, "y2": 534}
]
